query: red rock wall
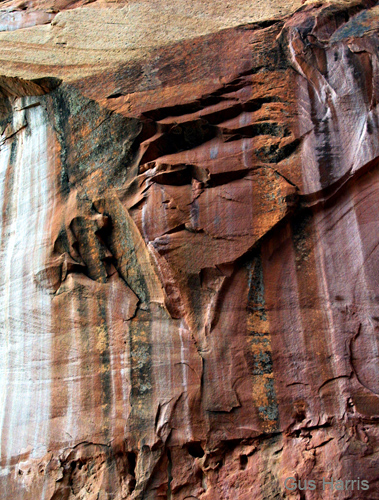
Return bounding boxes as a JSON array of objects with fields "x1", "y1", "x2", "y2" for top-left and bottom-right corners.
[{"x1": 1, "y1": 1, "x2": 379, "y2": 499}]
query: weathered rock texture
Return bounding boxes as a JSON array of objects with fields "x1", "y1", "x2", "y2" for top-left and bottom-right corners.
[{"x1": 1, "y1": 0, "x2": 379, "y2": 498}]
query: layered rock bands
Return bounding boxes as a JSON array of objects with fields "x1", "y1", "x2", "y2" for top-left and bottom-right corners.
[{"x1": 1, "y1": 0, "x2": 379, "y2": 499}]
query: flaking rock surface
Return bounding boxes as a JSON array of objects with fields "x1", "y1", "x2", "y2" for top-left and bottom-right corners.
[{"x1": 1, "y1": 0, "x2": 379, "y2": 499}]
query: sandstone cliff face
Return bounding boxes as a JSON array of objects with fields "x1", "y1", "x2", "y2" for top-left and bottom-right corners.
[{"x1": 1, "y1": 1, "x2": 379, "y2": 499}]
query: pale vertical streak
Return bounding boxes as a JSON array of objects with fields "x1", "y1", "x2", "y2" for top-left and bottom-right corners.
[
  {"x1": 65, "y1": 293, "x2": 79, "y2": 445},
  {"x1": 0, "y1": 131, "x2": 13, "y2": 464},
  {"x1": 107, "y1": 288, "x2": 116, "y2": 440},
  {"x1": 0, "y1": 103, "x2": 27, "y2": 462},
  {"x1": 0, "y1": 97, "x2": 53, "y2": 464},
  {"x1": 178, "y1": 320, "x2": 192, "y2": 441}
]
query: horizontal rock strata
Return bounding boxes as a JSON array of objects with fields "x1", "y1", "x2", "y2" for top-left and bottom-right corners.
[{"x1": 1, "y1": 1, "x2": 379, "y2": 499}]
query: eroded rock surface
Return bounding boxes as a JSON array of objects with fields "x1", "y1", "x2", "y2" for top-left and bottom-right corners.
[{"x1": 1, "y1": 1, "x2": 379, "y2": 499}]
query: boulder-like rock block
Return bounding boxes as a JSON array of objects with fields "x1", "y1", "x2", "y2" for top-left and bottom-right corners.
[{"x1": 1, "y1": 0, "x2": 379, "y2": 498}]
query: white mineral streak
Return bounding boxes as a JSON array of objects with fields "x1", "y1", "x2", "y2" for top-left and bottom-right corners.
[
  {"x1": 295, "y1": 62, "x2": 348, "y2": 416},
  {"x1": 120, "y1": 350, "x2": 131, "y2": 425},
  {"x1": 152, "y1": 318, "x2": 174, "y2": 439},
  {"x1": 141, "y1": 196, "x2": 149, "y2": 242},
  {"x1": 0, "y1": 97, "x2": 53, "y2": 465},
  {"x1": 178, "y1": 321, "x2": 192, "y2": 441},
  {"x1": 107, "y1": 282, "x2": 128, "y2": 439},
  {"x1": 65, "y1": 295, "x2": 80, "y2": 445},
  {"x1": 294, "y1": 38, "x2": 379, "y2": 195},
  {"x1": 312, "y1": 214, "x2": 348, "y2": 417},
  {"x1": 311, "y1": 192, "x2": 379, "y2": 416},
  {"x1": 0, "y1": 117, "x2": 12, "y2": 465},
  {"x1": 326, "y1": 44, "x2": 379, "y2": 177},
  {"x1": 107, "y1": 298, "x2": 117, "y2": 440},
  {"x1": 295, "y1": 32, "x2": 379, "y2": 415}
]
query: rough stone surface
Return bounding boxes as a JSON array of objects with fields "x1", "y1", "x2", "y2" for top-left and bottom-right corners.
[{"x1": 1, "y1": 0, "x2": 379, "y2": 499}]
